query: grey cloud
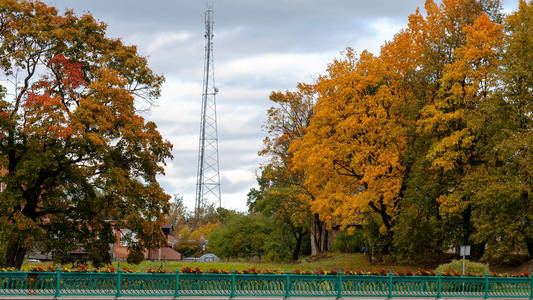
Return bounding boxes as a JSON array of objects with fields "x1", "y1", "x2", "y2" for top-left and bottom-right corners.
[
  {"x1": 47, "y1": 0, "x2": 428, "y2": 31},
  {"x1": 42, "y1": 0, "x2": 520, "y2": 211},
  {"x1": 220, "y1": 175, "x2": 256, "y2": 195},
  {"x1": 45, "y1": 0, "x2": 423, "y2": 78}
]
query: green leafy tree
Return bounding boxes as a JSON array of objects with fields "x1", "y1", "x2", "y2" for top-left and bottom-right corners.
[
  {"x1": 0, "y1": 0, "x2": 171, "y2": 268},
  {"x1": 207, "y1": 213, "x2": 273, "y2": 259},
  {"x1": 173, "y1": 240, "x2": 202, "y2": 258},
  {"x1": 247, "y1": 168, "x2": 310, "y2": 261},
  {"x1": 462, "y1": 0, "x2": 533, "y2": 260}
]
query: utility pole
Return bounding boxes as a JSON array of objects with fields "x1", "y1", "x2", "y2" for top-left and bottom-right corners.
[{"x1": 195, "y1": 0, "x2": 221, "y2": 216}]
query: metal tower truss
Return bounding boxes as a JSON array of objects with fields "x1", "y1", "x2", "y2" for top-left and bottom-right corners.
[{"x1": 195, "y1": 0, "x2": 221, "y2": 213}]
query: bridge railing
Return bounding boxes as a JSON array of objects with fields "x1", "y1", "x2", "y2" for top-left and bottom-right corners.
[{"x1": 0, "y1": 269, "x2": 531, "y2": 298}]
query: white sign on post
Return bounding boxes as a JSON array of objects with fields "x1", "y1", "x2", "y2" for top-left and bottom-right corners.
[
  {"x1": 460, "y1": 245, "x2": 471, "y2": 275},
  {"x1": 460, "y1": 245, "x2": 471, "y2": 256}
]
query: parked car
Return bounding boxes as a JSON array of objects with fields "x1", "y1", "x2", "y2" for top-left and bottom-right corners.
[{"x1": 198, "y1": 254, "x2": 220, "y2": 262}]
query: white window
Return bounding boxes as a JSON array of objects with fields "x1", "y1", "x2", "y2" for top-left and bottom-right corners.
[{"x1": 119, "y1": 229, "x2": 137, "y2": 247}]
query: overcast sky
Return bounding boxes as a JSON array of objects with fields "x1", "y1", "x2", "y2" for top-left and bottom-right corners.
[{"x1": 43, "y1": 0, "x2": 519, "y2": 212}]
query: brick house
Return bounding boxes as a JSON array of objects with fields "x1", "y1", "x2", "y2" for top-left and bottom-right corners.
[{"x1": 112, "y1": 224, "x2": 181, "y2": 261}]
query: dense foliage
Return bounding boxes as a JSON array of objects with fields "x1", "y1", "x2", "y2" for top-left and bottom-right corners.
[
  {"x1": 174, "y1": 240, "x2": 203, "y2": 258},
  {"x1": 331, "y1": 230, "x2": 367, "y2": 254},
  {"x1": 0, "y1": 0, "x2": 172, "y2": 268},
  {"x1": 207, "y1": 213, "x2": 272, "y2": 260},
  {"x1": 260, "y1": 0, "x2": 532, "y2": 264}
]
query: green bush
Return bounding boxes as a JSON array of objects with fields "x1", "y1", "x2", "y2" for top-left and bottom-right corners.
[
  {"x1": 436, "y1": 259, "x2": 489, "y2": 274},
  {"x1": 173, "y1": 240, "x2": 202, "y2": 258},
  {"x1": 331, "y1": 229, "x2": 366, "y2": 253},
  {"x1": 363, "y1": 216, "x2": 393, "y2": 263},
  {"x1": 126, "y1": 246, "x2": 145, "y2": 265},
  {"x1": 391, "y1": 211, "x2": 444, "y2": 265},
  {"x1": 207, "y1": 214, "x2": 272, "y2": 259}
]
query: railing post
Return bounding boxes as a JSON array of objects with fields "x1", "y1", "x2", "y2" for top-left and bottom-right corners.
[
  {"x1": 388, "y1": 270, "x2": 393, "y2": 299},
  {"x1": 337, "y1": 270, "x2": 342, "y2": 299},
  {"x1": 174, "y1": 269, "x2": 180, "y2": 298},
  {"x1": 231, "y1": 269, "x2": 236, "y2": 298},
  {"x1": 55, "y1": 266, "x2": 61, "y2": 299},
  {"x1": 437, "y1": 272, "x2": 442, "y2": 299},
  {"x1": 529, "y1": 272, "x2": 533, "y2": 299},
  {"x1": 285, "y1": 270, "x2": 290, "y2": 299},
  {"x1": 484, "y1": 272, "x2": 489, "y2": 299},
  {"x1": 116, "y1": 267, "x2": 121, "y2": 298}
]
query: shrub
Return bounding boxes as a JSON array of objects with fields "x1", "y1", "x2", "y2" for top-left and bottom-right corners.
[
  {"x1": 391, "y1": 212, "x2": 442, "y2": 265},
  {"x1": 331, "y1": 229, "x2": 367, "y2": 253},
  {"x1": 436, "y1": 259, "x2": 489, "y2": 275},
  {"x1": 173, "y1": 240, "x2": 202, "y2": 257},
  {"x1": 126, "y1": 246, "x2": 145, "y2": 264}
]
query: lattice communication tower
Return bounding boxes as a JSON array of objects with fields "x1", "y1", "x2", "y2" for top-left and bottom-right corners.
[{"x1": 195, "y1": 0, "x2": 221, "y2": 214}]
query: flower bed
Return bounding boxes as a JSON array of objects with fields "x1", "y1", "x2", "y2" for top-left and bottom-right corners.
[{"x1": 2, "y1": 265, "x2": 529, "y2": 277}]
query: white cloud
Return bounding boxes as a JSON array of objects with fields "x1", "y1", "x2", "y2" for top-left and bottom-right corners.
[
  {"x1": 217, "y1": 52, "x2": 335, "y2": 82},
  {"x1": 146, "y1": 31, "x2": 192, "y2": 54}
]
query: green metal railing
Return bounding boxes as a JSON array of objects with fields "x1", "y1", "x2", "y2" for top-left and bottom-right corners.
[{"x1": 0, "y1": 268, "x2": 531, "y2": 298}]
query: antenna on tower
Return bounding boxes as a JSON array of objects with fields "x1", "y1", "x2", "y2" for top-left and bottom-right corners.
[{"x1": 195, "y1": 0, "x2": 221, "y2": 215}]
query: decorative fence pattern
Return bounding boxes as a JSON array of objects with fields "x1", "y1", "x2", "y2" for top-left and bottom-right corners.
[{"x1": 0, "y1": 269, "x2": 531, "y2": 298}]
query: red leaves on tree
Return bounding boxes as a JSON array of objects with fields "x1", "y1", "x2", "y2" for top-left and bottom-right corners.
[{"x1": 49, "y1": 54, "x2": 87, "y2": 90}]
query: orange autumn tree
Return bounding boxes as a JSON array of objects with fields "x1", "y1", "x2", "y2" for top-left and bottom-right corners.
[
  {"x1": 0, "y1": 1, "x2": 171, "y2": 268},
  {"x1": 290, "y1": 49, "x2": 409, "y2": 258},
  {"x1": 287, "y1": 0, "x2": 506, "y2": 260}
]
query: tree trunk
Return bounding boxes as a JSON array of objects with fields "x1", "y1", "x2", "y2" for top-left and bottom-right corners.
[
  {"x1": 462, "y1": 205, "x2": 472, "y2": 246},
  {"x1": 310, "y1": 214, "x2": 323, "y2": 255},
  {"x1": 5, "y1": 236, "x2": 27, "y2": 269},
  {"x1": 310, "y1": 214, "x2": 332, "y2": 255},
  {"x1": 311, "y1": 214, "x2": 320, "y2": 255},
  {"x1": 321, "y1": 226, "x2": 329, "y2": 252},
  {"x1": 292, "y1": 231, "x2": 303, "y2": 261},
  {"x1": 461, "y1": 204, "x2": 486, "y2": 260},
  {"x1": 471, "y1": 242, "x2": 486, "y2": 261},
  {"x1": 525, "y1": 236, "x2": 533, "y2": 259}
]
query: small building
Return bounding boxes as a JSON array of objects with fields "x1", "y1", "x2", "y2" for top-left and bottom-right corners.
[{"x1": 111, "y1": 224, "x2": 181, "y2": 261}]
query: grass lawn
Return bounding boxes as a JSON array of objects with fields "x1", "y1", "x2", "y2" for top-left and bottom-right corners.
[
  {"x1": 24, "y1": 253, "x2": 415, "y2": 273},
  {"x1": 22, "y1": 253, "x2": 525, "y2": 273},
  {"x1": 112, "y1": 253, "x2": 410, "y2": 272}
]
